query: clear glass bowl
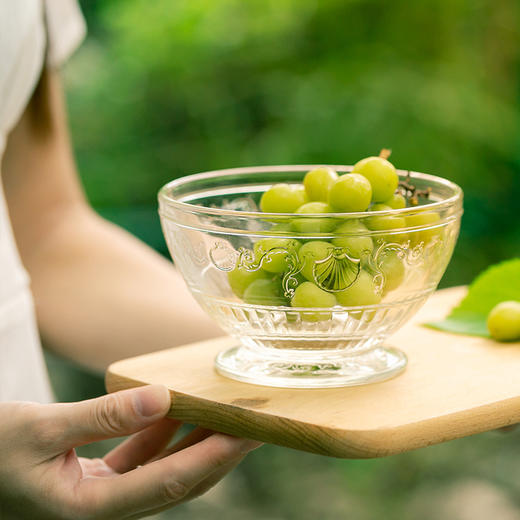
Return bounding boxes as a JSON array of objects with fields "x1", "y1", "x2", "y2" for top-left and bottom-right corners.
[{"x1": 158, "y1": 165, "x2": 462, "y2": 388}]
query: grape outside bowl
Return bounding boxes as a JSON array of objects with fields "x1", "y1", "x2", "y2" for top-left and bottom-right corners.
[{"x1": 158, "y1": 165, "x2": 462, "y2": 388}]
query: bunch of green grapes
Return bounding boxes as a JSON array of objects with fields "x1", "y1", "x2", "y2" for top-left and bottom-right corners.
[{"x1": 227, "y1": 155, "x2": 437, "y2": 321}]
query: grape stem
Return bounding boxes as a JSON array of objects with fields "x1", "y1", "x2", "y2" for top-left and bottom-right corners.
[
  {"x1": 399, "y1": 171, "x2": 432, "y2": 206},
  {"x1": 379, "y1": 148, "x2": 392, "y2": 159}
]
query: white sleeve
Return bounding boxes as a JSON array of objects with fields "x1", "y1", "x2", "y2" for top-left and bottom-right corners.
[{"x1": 44, "y1": 0, "x2": 86, "y2": 68}]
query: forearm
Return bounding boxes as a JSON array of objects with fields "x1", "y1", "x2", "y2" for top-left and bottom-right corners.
[
  {"x1": 27, "y1": 207, "x2": 223, "y2": 372},
  {"x1": 2, "y1": 69, "x2": 222, "y2": 373}
]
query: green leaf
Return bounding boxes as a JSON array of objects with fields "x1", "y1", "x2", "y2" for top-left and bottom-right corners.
[{"x1": 426, "y1": 258, "x2": 520, "y2": 337}]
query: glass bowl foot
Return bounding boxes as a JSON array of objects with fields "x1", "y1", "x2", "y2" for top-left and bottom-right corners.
[{"x1": 215, "y1": 344, "x2": 407, "y2": 388}]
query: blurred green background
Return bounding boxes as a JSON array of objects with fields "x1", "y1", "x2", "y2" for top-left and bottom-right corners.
[{"x1": 47, "y1": 0, "x2": 520, "y2": 518}]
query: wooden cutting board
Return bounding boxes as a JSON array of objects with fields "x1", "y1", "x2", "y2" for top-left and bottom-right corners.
[{"x1": 105, "y1": 287, "x2": 520, "y2": 458}]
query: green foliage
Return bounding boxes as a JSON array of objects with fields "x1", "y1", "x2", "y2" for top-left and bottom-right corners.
[
  {"x1": 427, "y1": 258, "x2": 520, "y2": 336},
  {"x1": 69, "y1": 0, "x2": 519, "y2": 275}
]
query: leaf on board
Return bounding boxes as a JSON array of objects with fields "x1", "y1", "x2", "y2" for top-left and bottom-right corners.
[{"x1": 426, "y1": 258, "x2": 520, "y2": 337}]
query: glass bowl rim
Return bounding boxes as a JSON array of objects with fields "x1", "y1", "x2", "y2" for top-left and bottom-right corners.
[{"x1": 158, "y1": 164, "x2": 463, "y2": 219}]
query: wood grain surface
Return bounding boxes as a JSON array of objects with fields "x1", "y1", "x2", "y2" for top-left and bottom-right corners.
[{"x1": 105, "y1": 287, "x2": 520, "y2": 458}]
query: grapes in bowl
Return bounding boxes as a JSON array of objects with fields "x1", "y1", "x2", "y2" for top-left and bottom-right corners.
[{"x1": 158, "y1": 159, "x2": 462, "y2": 388}]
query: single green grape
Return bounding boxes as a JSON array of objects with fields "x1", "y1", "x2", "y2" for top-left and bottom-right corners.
[
  {"x1": 290, "y1": 281, "x2": 337, "y2": 322},
  {"x1": 227, "y1": 265, "x2": 270, "y2": 298},
  {"x1": 406, "y1": 211, "x2": 441, "y2": 227},
  {"x1": 369, "y1": 203, "x2": 392, "y2": 212},
  {"x1": 291, "y1": 201, "x2": 336, "y2": 233},
  {"x1": 254, "y1": 237, "x2": 301, "y2": 274},
  {"x1": 487, "y1": 301, "x2": 520, "y2": 342},
  {"x1": 352, "y1": 156, "x2": 399, "y2": 203},
  {"x1": 366, "y1": 203, "x2": 408, "y2": 244},
  {"x1": 269, "y1": 222, "x2": 292, "y2": 233},
  {"x1": 303, "y1": 167, "x2": 338, "y2": 202},
  {"x1": 296, "y1": 201, "x2": 333, "y2": 213},
  {"x1": 336, "y1": 270, "x2": 381, "y2": 307},
  {"x1": 328, "y1": 173, "x2": 372, "y2": 212},
  {"x1": 383, "y1": 192, "x2": 406, "y2": 209},
  {"x1": 377, "y1": 250, "x2": 405, "y2": 292},
  {"x1": 366, "y1": 214, "x2": 406, "y2": 235},
  {"x1": 406, "y1": 211, "x2": 442, "y2": 245},
  {"x1": 331, "y1": 220, "x2": 373, "y2": 260},
  {"x1": 298, "y1": 240, "x2": 334, "y2": 281},
  {"x1": 243, "y1": 278, "x2": 289, "y2": 306},
  {"x1": 260, "y1": 183, "x2": 308, "y2": 213}
]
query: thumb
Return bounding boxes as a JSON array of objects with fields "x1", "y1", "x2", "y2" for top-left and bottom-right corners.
[{"x1": 50, "y1": 385, "x2": 171, "y2": 450}]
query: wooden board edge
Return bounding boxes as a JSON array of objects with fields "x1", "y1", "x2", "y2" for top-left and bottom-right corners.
[
  {"x1": 106, "y1": 368, "x2": 520, "y2": 459},
  {"x1": 352, "y1": 395, "x2": 520, "y2": 457},
  {"x1": 106, "y1": 368, "x2": 377, "y2": 458}
]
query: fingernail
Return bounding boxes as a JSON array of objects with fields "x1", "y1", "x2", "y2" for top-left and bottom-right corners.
[
  {"x1": 240, "y1": 439, "x2": 264, "y2": 453},
  {"x1": 134, "y1": 385, "x2": 171, "y2": 417}
]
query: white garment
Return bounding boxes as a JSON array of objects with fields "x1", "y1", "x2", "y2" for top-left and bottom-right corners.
[{"x1": 0, "y1": 0, "x2": 85, "y2": 402}]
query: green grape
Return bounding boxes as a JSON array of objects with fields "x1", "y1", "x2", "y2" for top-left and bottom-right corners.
[
  {"x1": 290, "y1": 281, "x2": 337, "y2": 322},
  {"x1": 298, "y1": 240, "x2": 334, "y2": 281},
  {"x1": 406, "y1": 211, "x2": 442, "y2": 245},
  {"x1": 366, "y1": 213, "x2": 406, "y2": 243},
  {"x1": 291, "y1": 201, "x2": 336, "y2": 233},
  {"x1": 269, "y1": 222, "x2": 292, "y2": 233},
  {"x1": 367, "y1": 215, "x2": 405, "y2": 230},
  {"x1": 487, "y1": 301, "x2": 520, "y2": 342},
  {"x1": 227, "y1": 265, "x2": 270, "y2": 298},
  {"x1": 296, "y1": 201, "x2": 333, "y2": 214},
  {"x1": 254, "y1": 237, "x2": 301, "y2": 274},
  {"x1": 260, "y1": 183, "x2": 308, "y2": 213},
  {"x1": 336, "y1": 270, "x2": 382, "y2": 307},
  {"x1": 331, "y1": 220, "x2": 373, "y2": 259},
  {"x1": 303, "y1": 167, "x2": 338, "y2": 202},
  {"x1": 352, "y1": 156, "x2": 399, "y2": 203},
  {"x1": 406, "y1": 211, "x2": 441, "y2": 227},
  {"x1": 377, "y1": 250, "x2": 405, "y2": 292},
  {"x1": 369, "y1": 203, "x2": 392, "y2": 212},
  {"x1": 366, "y1": 202, "x2": 409, "y2": 243},
  {"x1": 384, "y1": 192, "x2": 406, "y2": 209},
  {"x1": 243, "y1": 278, "x2": 289, "y2": 306},
  {"x1": 328, "y1": 173, "x2": 372, "y2": 212}
]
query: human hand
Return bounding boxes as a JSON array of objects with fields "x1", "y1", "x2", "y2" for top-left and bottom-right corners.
[{"x1": 0, "y1": 385, "x2": 261, "y2": 519}]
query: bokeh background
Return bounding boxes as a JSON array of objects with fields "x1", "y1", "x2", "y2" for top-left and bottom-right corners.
[{"x1": 47, "y1": 1, "x2": 520, "y2": 518}]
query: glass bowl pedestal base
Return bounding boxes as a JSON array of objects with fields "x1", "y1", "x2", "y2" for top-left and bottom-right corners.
[{"x1": 215, "y1": 343, "x2": 407, "y2": 388}]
